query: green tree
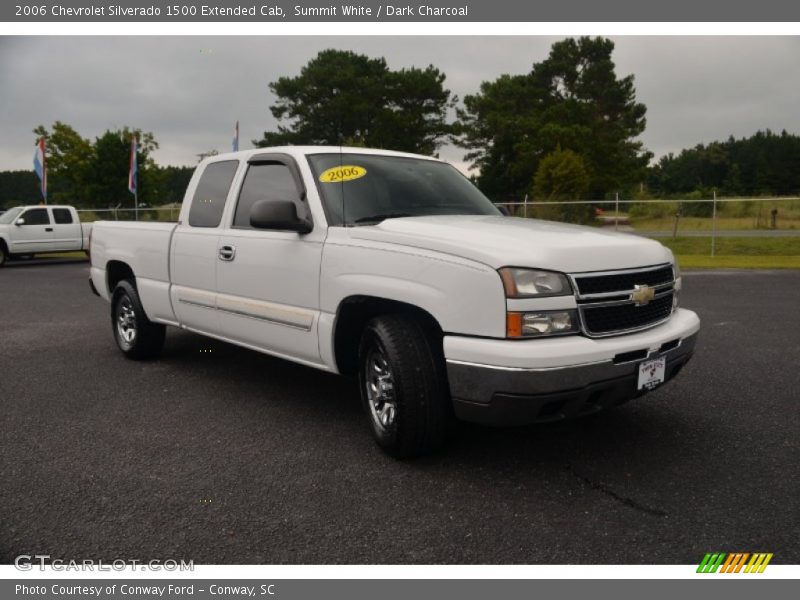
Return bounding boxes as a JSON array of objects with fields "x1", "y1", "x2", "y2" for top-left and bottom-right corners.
[
  {"x1": 457, "y1": 37, "x2": 650, "y2": 200},
  {"x1": 0, "y1": 171, "x2": 41, "y2": 207},
  {"x1": 256, "y1": 49, "x2": 456, "y2": 155},
  {"x1": 155, "y1": 165, "x2": 194, "y2": 205},
  {"x1": 532, "y1": 147, "x2": 592, "y2": 223},
  {"x1": 32, "y1": 121, "x2": 94, "y2": 205},
  {"x1": 648, "y1": 129, "x2": 800, "y2": 199},
  {"x1": 87, "y1": 127, "x2": 158, "y2": 209},
  {"x1": 30, "y1": 123, "x2": 159, "y2": 209}
]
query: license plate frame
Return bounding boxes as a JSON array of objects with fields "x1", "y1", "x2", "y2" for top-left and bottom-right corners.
[{"x1": 637, "y1": 356, "x2": 666, "y2": 391}]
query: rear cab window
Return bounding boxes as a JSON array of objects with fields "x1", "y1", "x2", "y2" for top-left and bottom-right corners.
[
  {"x1": 188, "y1": 160, "x2": 239, "y2": 228},
  {"x1": 52, "y1": 208, "x2": 73, "y2": 224}
]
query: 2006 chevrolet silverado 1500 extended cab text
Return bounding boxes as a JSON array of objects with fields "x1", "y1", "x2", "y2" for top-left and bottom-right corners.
[
  {"x1": 0, "y1": 205, "x2": 91, "y2": 266},
  {"x1": 89, "y1": 147, "x2": 700, "y2": 457}
]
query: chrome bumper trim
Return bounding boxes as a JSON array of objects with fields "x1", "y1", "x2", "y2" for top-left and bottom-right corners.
[{"x1": 446, "y1": 331, "x2": 697, "y2": 406}]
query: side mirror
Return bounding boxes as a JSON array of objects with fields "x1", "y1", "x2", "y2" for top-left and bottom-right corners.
[
  {"x1": 250, "y1": 200, "x2": 312, "y2": 233},
  {"x1": 497, "y1": 205, "x2": 510, "y2": 217},
  {"x1": 15, "y1": 217, "x2": 25, "y2": 226}
]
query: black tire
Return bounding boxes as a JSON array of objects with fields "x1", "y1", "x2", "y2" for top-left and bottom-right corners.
[
  {"x1": 358, "y1": 314, "x2": 450, "y2": 458},
  {"x1": 111, "y1": 280, "x2": 166, "y2": 360},
  {"x1": 0, "y1": 245, "x2": 7, "y2": 267}
]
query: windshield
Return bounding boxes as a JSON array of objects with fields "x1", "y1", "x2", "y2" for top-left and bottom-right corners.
[
  {"x1": 307, "y1": 153, "x2": 500, "y2": 226},
  {"x1": 0, "y1": 207, "x2": 24, "y2": 224}
]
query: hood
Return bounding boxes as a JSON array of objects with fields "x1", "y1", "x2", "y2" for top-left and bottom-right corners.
[{"x1": 347, "y1": 215, "x2": 673, "y2": 273}]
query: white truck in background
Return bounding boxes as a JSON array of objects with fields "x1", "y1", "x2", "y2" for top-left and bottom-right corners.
[
  {"x1": 0, "y1": 205, "x2": 91, "y2": 266},
  {"x1": 89, "y1": 147, "x2": 700, "y2": 457}
]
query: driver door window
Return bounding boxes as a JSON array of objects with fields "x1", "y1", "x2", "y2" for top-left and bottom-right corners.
[
  {"x1": 21, "y1": 208, "x2": 50, "y2": 226},
  {"x1": 233, "y1": 163, "x2": 301, "y2": 228}
]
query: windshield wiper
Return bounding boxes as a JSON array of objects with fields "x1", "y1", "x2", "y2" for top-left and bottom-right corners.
[{"x1": 353, "y1": 213, "x2": 414, "y2": 225}]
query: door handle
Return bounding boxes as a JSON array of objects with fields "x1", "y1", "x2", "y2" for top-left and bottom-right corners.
[
  {"x1": 218, "y1": 245, "x2": 236, "y2": 261},
  {"x1": 45, "y1": 228, "x2": 53, "y2": 232}
]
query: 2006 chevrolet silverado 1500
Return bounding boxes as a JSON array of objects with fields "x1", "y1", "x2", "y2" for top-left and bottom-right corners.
[{"x1": 89, "y1": 147, "x2": 700, "y2": 456}]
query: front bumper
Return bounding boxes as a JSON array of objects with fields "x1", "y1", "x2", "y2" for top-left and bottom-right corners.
[{"x1": 445, "y1": 308, "x2": 699, "y2": 426}]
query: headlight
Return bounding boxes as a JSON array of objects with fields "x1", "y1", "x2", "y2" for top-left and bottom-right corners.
[
  {"x1": 672, "y1": 261, "x2": 681, "y2": 309},
  {"x1": 507, "y1": 310, "x2": 578, "y2": 338},
  {"x1": 499, "y1": 268, "x2": 572, "y2": 298}
]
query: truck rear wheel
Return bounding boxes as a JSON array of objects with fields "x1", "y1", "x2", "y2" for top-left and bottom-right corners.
[
  {"x1": 358, "y1": 314, "x2": 450, "y2": 458},
  {"x1": 111, "y1": 280, "x2": 166, "y2": 360}
]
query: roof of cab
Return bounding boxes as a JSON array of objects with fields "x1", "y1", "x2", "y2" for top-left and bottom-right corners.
[
  {"x1": 202, "y1": 146, "x2": 444, "y2": 165},
  {"x1": 16, "y1": 205, "x2": 75, "y2": 210}
]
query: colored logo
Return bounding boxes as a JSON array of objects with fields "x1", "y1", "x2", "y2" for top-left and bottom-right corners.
[
  {"x1": 631, "y1": 284, "x2": 655, "y2": 306},
  {"x1": 697, "y1": 552, "x2": 773, "y2": 573}
]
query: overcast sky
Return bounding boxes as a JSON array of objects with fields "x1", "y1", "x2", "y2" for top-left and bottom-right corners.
[{"x1": 2, "y1": 36, "x2": 800, "y2": 173}]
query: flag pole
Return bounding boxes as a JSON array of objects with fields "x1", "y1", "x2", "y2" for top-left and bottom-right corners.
[
  {"x1": 134, "y1": 135, "x2": 138, "y2": 221},
  {"x1": 42, "y1": 138, "x2": 47, "y2": 205}
]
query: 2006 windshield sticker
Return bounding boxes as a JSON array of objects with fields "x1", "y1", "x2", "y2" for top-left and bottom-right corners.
[{"x1": 319, "y1": 165, "x2": 367, "y2": 183}]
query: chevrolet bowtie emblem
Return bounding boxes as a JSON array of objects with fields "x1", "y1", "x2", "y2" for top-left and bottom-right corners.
[{"x1": 631, "y1": 284, "x2": 655, "y2": 306}]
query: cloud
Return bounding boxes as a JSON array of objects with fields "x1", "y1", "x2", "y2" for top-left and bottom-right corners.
[{"x1": 2, "y1": 36, "x2": 800, "y2": 172}]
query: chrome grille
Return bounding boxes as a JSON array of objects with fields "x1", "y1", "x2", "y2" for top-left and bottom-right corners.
[
  {"x1": 574, "y1": 265, "x2": 674, "y2": 296},
  {"x1": 571, "y1": 264, "x2": 676, "y2": 337}
]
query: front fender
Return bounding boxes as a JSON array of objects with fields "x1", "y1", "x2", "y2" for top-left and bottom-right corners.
[{"x1": 320, "y1": 235, "x2": 507, "y2": 338}]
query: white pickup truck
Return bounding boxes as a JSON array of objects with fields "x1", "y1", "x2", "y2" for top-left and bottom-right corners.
[
  {"x1": 89, "y1": 147, "x2": 700, "y2": 457},
  {"x1": 0, "y1": 205, "x2": 91, "y2": 266}
]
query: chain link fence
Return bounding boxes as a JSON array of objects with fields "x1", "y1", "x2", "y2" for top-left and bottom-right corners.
[
  {"x1": 73, "y1": 197, "x2": 800, "y2": 259},
  {"x1": 493, "y1": 196, "x2": 800, "y2": 257}
]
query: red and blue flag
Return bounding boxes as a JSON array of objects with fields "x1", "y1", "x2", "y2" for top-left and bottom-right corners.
[
  {"x1": 33, "y1": 137, "x2": 47, "y2": 201},
  {"x1": 128, "y1": 137, "x2": 137, "y2": 196}
]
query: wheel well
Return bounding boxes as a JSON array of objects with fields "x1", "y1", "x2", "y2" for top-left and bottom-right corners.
[
  {"x1": 106, "y1": 260, "x2": 135, "y2": 295},
  {"x1": 0, "y1": 238, "x2": 8, "y2": 255},
  {"x1": 333, "y1": 296, "x2": 443, "y2": 376}
]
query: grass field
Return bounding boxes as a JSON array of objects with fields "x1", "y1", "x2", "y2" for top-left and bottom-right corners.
[
  {"x1": 631, "y1": 216, "x2": 798, "y2": 231},
  {"x1": 658, "y1": 236, "x2": 800, "y2": 269},
  {"x1": 659, "y1": 236, "x2": 800, "y2": 256},
  {"x1": 675, "y1": 255, "x2": 800, "y2": 269},
  {"x1": 30, "y1": 251, "x2": 88, "y2": 259}
]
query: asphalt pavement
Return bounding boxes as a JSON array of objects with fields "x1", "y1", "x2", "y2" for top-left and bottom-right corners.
[{"x1": 1, "y1": 259, "x2": 798, "y2": 564}]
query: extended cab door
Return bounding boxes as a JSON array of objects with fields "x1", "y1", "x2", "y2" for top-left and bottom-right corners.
[
  {"x1": 169, "y1": 159, "x2": 240, "y2": 335},
  {"x1": 50, "y1": 207, "x2": 82, "y2": 251},
  {"x1": 9, "y1": 207, "x2": 53, "y2": 253},
  {"x1": 216, "y1": 155, "x2": 324, "y2": 365}
]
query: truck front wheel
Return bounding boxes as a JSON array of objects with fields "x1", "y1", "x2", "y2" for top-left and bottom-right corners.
[
  {"x1": 111, "y1": 280, "x2": 166, "y2": 360},
  {"x1": 358, "y1": 314, "x2": 450, "y2": 458}
]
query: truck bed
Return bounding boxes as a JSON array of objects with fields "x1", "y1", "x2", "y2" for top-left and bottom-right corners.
[{"x1": 89, "y1": 221, "x2": 178, "y2": 322}]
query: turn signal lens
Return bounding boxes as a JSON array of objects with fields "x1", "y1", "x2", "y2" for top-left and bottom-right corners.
[
  {"x1": 507, "y1": 310, "x2": 578, "y2": 338},
  {"x1": 507, "y1": 313, "x2": 523, "y2": 338}
]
